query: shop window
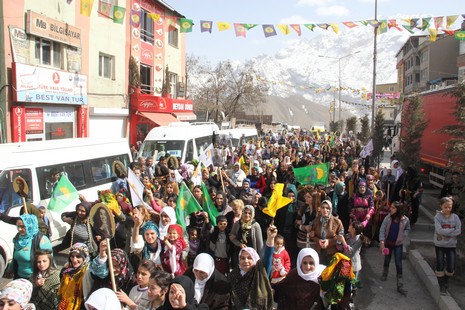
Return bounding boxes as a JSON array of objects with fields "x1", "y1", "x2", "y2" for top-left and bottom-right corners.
[
  {"x1": 35, "y1": 38, "x2": 61, "y2": 68},
  {"x1": 168, "y1": 26, "x2": 178, "y2": 47},
  {"x1": 99, "y1": 53, "x2": 115, "y2": 79},
  {"x1": 141, "y1": 9, "x2": 154, "y2": 44},
  {"x1": 140, "y1": 64, "x2": 152, "y2": 94}
]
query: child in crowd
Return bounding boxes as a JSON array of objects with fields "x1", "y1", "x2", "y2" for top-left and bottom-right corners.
[
  {"x1": 270, "y1": 234, "x2": 291, "y2": 284},
  {"x1": 137, "y1": 270, "x2": 173, "y2": 310},
  {"x1": 187, "y1": 227, "x2": 200, "y2": 267},
  {"x1": 338, "y1": 221, "x2": 364, "y2": 282},
  {"x1": 38, "y1": 205, "x2": 52, "y2": 239},
  {"x1": 372, "y1": 190, "x2": 389, "y2": 244},
  {"x1": 434, "y1": 197, "x2": 462, "y2": 296},
  {"x1": 209, "y1": 215, "x2": 230, "y2": 275},
  {"x1": 161, "y1": 224, "x2": 186, "y2": 276},
  {"x1": 116, "y1": 260, "x2": 157, "y2": 309}
]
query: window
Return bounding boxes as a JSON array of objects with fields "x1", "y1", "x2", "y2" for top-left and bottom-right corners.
[
  {"x1": 415, "y1": 73, "x2": 420, "y2": 83},
  {"x1": 141, "y1": 9, "x2": 154, "y2": 44},
  {"x1": 389, "y1": 86, "x2": 395, "y2": 91},
  {"x1": 169, "y1": 72, "x2": 178, "y2": 98},
  {"x1": 140, "y1": 64, "x2": 152, "y2": 93},
  {"x1": 99, "y1": 53, "x2": 115, "y2": 79},
  {"x1": 421, "y1": 69, "x2": 428, "y2": 81},
  {"x1": 415, "y1": 56, "x2": 420, "y2": 66},
  {"x1": 35, "y1": 38, "x2": 61, "y2": 68},
  {"x1": 168, "y1": 26, "x2": 178, "y2": 47}
]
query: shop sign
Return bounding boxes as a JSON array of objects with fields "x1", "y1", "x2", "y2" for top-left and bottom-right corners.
[{"x1": 12, "y1": 62, "x2": 87, "y2": 105}]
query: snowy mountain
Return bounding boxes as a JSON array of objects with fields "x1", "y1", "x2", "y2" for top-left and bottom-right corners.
[{"x1": 247, "y1": 25, "x2": 411, "y2": 127}]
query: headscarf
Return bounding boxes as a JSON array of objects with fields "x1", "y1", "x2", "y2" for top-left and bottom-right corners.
[
  {"x1": 332, "y1": 182, "x2": 345, "y2": 215},
  {"x1": 192, "y1": 253, "x2": 215, "y2": 303},
  {"x1": 238, "y1": 247, "x2": 260, "y2": 275},
  {"x1": 75, "y1": 201, "x2": 92, "y2": 217},
  {"x1": 296, "y1": 248, "x2": 326, "y2": 284},
  {"x1": 0, "y1": 279, "x2": 34, "y2": 310},
  {"x1": 14, "y1": 214, "x2": 39, "y2": 249},
  {"x1": 84, "y1": 288, "x2": 121, "y2": 310},
  {"x1": 159, "y1": 207, "x2": 176, "y2": 239},
  {"x1": 63, "y1": 242, "x2": 90, "y2": 276},
  {"x1": 141, "y1": 221, "x2": 160, "y2": 237},
  {"x1": 240, "y1": 205, "x2": 255, "y2": 245},
  {"x1": 167, "y1": 224, "x2": 186, "y2": 248},
  {"x1": 111, "y1": 248, "x2": 132, "y2": 290},
  {"x1": 320, "y1": 200, "x2": 333, "y2": 240},
  {"x1": 169, "y1": 276, "x2": 198, "y2": 309}
]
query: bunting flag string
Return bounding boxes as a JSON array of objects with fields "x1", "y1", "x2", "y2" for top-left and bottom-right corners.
[{"x1": 81, "y1": 0, "x2": 464, "y2": 42}]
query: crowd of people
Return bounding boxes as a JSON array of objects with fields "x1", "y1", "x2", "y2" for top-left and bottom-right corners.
[{"x1": 0, "y1": 128, "x2": 462, "y2": 310}]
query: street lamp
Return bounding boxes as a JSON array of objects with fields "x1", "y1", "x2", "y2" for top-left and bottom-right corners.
[{"x1": 318, "y1": 51, "x2": 360, "y2": 123}]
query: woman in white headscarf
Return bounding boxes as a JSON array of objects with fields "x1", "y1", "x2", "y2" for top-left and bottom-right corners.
[
  {"x1": 273, "y1": 248, "x2": 325, "y2": 309},
  {"x1": 84, "y1": 288, "x2": 121, "y2": 310},
  {"x1": 158, "y1": 207, "x2": 177, "y2": 240},
  {"x1": 0, "y1": 279, "x2": 35, "y2": 310},
  {"x1": 183, "y1": 253, "x2": 230, "y2": 310}
]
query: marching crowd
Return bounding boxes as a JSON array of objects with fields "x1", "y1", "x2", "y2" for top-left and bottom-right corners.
[{"x1": 0, "y1": 128, "x2": 462, "y2": 310}]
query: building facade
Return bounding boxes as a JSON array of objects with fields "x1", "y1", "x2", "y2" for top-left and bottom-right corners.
[{"x1": 0, "y1": 0, "x2": 192, "y2": 144}]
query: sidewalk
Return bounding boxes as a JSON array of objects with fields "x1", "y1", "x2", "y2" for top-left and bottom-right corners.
[{"x1": 377, "y1": 151, "x2": 463, "y2": 310}]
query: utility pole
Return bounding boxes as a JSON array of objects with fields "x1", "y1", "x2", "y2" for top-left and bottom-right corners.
[
  {"x1": 319, "y1": 51, "x2": 360, "y2": 123},
  {"x1": 371, "y1": 0, "x2": 378, "y2": 130}
]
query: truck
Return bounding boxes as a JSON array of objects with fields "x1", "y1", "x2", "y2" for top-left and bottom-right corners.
[{"x1": 395, "y1": 86, "x2": 458, "y2": 188}]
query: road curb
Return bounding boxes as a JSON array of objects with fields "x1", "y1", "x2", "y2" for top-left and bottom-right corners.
[{"x1": 408, "y1": 249, "x2": 461, "y2": 310}]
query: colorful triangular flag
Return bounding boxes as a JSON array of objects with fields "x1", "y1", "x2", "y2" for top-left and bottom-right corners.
[
  {"x1": 421, "y1": 17, "x2": 431, "y2": 31},
  {"x1": 98, "y1": 0, "x2": 112, "y2": 18},
  {"x1": 112, "y1": 6, "x2": 125, "y2": 24},
  {"x1": 329, "y1": 23, "x2": 339, "y2": 34},
  {"x1": 317, "y1": 23, "x2": 329, "y2": 30},
  {"x1": 434, "y1": 16, "x2": 444, "y2": 29},
  {"x1": 201, "y1": 20, "x2": 213, "y2": 33},
  {"x1": 304, "y1": 24, "x2": 316, "y2": 31},
  {"x1": 446, "y1": 15, "x2": 458, "y2": 28},
  {"x1": 80, "y1": 0, "x2": 94, "y2": 16},
  {"x1": 388, "y1": 19, "x2": 402, "y2": 31},
  {"x1": 130, "y1": 10, "x2": 141, "y2": 27},
  {"x1": 377, "y1": 20, "x2": 388, "y2": 34},
  {"x1": 217, "y1": 22, "x2": 231, "y2": 32},
  {"x1": 290, "y1": 24, "x2": 301, "y2": 36},
  {"x1": 342, "y1": 21, "x2": 358, "y2": 28},
  {"x1": 180, "y1": 18, "x2": 193, "y2": 33},
  {"x1": 234, "y1": 23, "x2": 247, "y2": 37},
  {"x1": 402, "y1": 25, "x2": 414, "y2": 34},
  {"x1": 243, "y1": 24, "x2": 258, "y2": 30},
  {"x1": 277, "y1": 24, "x2": 290, "y2": 35},
  {"x1": 262, "y1": 24, "x2": 277, "y2": 37}
]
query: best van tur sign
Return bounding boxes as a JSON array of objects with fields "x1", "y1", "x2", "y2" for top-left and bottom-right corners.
[{"x1": 26, "y1": 10, "x2": 81, "y2": 48}]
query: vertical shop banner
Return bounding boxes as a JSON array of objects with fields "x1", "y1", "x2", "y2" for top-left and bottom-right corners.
[
  {"x1": 77, "y1": 106, "x2": 88, "y2": 137},
  {"x1": 11, "y1": 106, "x2": 26, "y2": 142}
]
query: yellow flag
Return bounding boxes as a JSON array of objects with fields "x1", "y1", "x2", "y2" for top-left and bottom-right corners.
[
  {"x1": 217, "y1": 22, "x2": 231, "y2": 31},
  {"x1": 263, "y1": 183, "x2": 293, "y2": 218},
  {"x1": 446, "y1": 15, "x2": 458, "y2": 28},
  {"x1": 277, "y1": 24, "x2": 290, "y2": 35},
  {"x1": 329, "y1": 23, "x2": 339, "y2": 34},
  {"x1": 428, "y1": 28, "x2": 437, "y2": 42},
  {"x1": 80, "y1": 0, "x2": 94, "y2": 16}
]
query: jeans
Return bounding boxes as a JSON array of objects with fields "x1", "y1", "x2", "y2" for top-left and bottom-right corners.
[
  {"x1": 383, "y1": 244, "x2": 403, "y2": 275},
  {"x1": 435, "y1": 246, "x2": 457, "y2": 275}
]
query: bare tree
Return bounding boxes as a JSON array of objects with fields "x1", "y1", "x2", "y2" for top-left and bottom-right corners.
[{"x1": 187, "y1": 56, "x2": 268, "y2": 123}]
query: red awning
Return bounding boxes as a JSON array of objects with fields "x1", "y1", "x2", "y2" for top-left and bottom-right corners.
[
  {"x1": 172, "y1": 112, "x2": 197, "y2": 121},
  {"x1": 139, "y1": 112, "x2": 179, "y2": 126}
]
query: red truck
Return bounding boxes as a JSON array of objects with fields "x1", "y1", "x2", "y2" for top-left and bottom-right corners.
[{"x1": 394, "y1": 86, "x2": 459, "y2": 187}]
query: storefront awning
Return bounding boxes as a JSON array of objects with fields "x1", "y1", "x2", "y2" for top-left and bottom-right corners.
[
  {"x1": 139, "y1": 112, "x2": 179, "y2": 126},
  {"x1": 172, "y1": 112, "x2": 197, "y2": 121}
]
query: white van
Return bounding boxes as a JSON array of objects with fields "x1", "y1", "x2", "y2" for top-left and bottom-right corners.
[
  {"x1": 218, "y1": 127, "x2": 259, "y2": 150},
  {"x1": 138, "y1": 122, "x2": 220, "y2": 163},
  {"x1": 0, "y1": 137, "x2": 132, "y2": 275}
]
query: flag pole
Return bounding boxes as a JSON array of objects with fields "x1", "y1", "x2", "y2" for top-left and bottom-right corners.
[
  {"x1": 107, "y1": 239, "x2": 117, "y2": 292},
  {"x1": 218, "y1": 167, "x2": 225, "y2": 192}
]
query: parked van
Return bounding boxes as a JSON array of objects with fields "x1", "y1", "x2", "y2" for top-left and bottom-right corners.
[
  {"x1": 218, "y1": 127, "x2": 259, "y2": 150},
  {"x1": 138, "y1": 122, "x2": 220, "y2": 163},
  {"x1": 0, "y1": 137, "x2": 132, "y2": 275}
]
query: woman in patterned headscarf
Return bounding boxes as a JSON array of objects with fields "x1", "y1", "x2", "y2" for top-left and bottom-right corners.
[
  {"x1": 9, "y1": 214, "x2": 52, "y2": 279},
  {"x1": 89, "y1": 239, "x2": 135, "y2": 295},
  {"x1": 230, "y1": 205, "x2": 263, "y2": 263},
  {"x1": 57, "y1": 242, "x2": 91, "y2": 310},
  {"x1": 0, "y1": 279, "x2": 35, "y2": 310}
]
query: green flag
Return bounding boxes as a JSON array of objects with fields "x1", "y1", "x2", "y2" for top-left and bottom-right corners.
[
  {"x1": 48, "y1": 174, "x2": 79, "y2": 212},
  {"x1": 113, "y1": 6, "x2": 126, "y2": 24},
  {"x1": 176, "y1": 182, "x2": 202, "y2": 229},
  {"x1": 293, "y1": 163, "x2": 329, "y2": 185},
  {"x1": 201, "y1": 182, "x2": 219, "y2": 226},
  {"x1": 180, "y1": 18, "x2": 193, "y2": 33}
]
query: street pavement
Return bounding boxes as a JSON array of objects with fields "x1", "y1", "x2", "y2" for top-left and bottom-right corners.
[{"x1": 352, "y1": 150, "x2": 462, "y2": 310}]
